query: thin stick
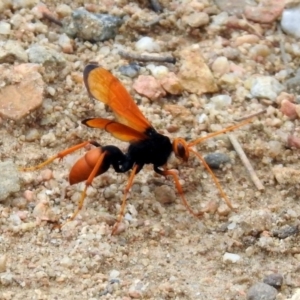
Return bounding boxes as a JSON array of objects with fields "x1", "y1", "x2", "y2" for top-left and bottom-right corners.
[
  {"x1": 118, "y1": 50, "x2": 176, "y2": 64},
  {"x1": 228, "y1": 133, "x2": 264, "y2": 191},
  {"x1": 235, "y1": 109, "x2": 266, "y2": 122}
]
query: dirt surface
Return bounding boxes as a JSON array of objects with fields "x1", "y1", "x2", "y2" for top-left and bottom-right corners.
[{"x1": 0, "y1": 1, "x2": 300, "y2": 299}]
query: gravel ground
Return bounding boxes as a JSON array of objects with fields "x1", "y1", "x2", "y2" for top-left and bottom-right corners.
[{"x1": 0, "y1": 1, "x2": 300, "y2": 299}]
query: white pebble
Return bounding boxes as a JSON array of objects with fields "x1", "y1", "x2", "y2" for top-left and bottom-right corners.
[
  {"x1": 223, "y1": 252, "x2": 241, "y2": 263},
  {"x1": 210, "y1": 95, "x2": 232, "y2": 109},
  {"x1": 281, "y1": 5, "x2": 300, "y2": 38},
  {"x1": 0, "y1": 22, "x2": 11, "y2": 35},
  {"x1": 109, "y1": 269, "x2": 120, "y2": 279},
  {"x1": 146, "y1": 64, "x2": 169, "y2": 78},
  {"x1": 135, "y1": 37, "x2": 160, "y2": 53}
]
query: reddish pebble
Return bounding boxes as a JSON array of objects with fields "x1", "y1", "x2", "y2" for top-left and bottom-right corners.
[
  {"x1": 287, "y1": 135, "x2": 300, "y2": 149},
  {"x1": 280, "y1": 99, "x2": 298, "y2": 119},
  {"x1": 160, "y1": 72, "x2": 183, "y2": 95},
  {"x1": 133, "y1": 75, "x2": 166, "y2": 101},
  {"x1": 24, "y1": 190, "x2": 34, "y2": 202},
  {"x1": 41, "y1": 169, "x2": 53, "y2": 181}
]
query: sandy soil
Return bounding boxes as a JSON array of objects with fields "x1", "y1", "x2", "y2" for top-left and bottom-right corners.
[{"x1": 0, "y1": 1, "x2": 300, "y2": 299}]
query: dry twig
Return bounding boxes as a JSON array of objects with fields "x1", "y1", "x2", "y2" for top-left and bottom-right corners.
[
  {"x1": 235, "y1": 109, "x2": 266, "y2": 122},
  {"x1": 119, "y1": 50, "x2": 176, "y2": 64},
  {"x1": 228, "y1": 133, "x2": 265, "y2": 191}
]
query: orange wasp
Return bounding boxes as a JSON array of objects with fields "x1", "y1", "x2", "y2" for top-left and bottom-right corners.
[{"x1": 22, "y1": 62, "x2": 251, "y2": 234}]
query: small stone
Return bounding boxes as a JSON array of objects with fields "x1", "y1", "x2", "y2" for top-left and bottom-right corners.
[
  {"x1": 215, "y1": 0, "x2": 248, "y2": 16},
  {"x1": 146, "y1": 64, "x2": 169, "y2": 79},
  {"x1": 280, "y1": 99, "x2": 298, "y2": 119},
  {"x1": 263, "y1": 273, "x2": 284, "y2": 289},
  {"x1": 0, "y1": 22, "x2": 11, "y2": 35},
  {"x1": 178, "y1": 45, "x2": 218, "y2": 95},
  {"x1": 234, "y1": 34, "x2": 260, "y2": 46},
  {"x1": 62, "y1": 8, "x2": 122, "y2": 42},
  {"x1": 0, "y1": 64, "x2": 44, "y2": 121},
  {"x1": 250, "y1": 76, "x2": 285, "y2": 101},
  {"x1": 58, "y1": 33, "x2": 74, "y2": 54},
  {"x1": 244, "y1": 0, "x2": 284, "y2": 24},
  {"x1": 25, "y1": 128, "x2": 40, "y2": 142},
  {"x1": 135, "y1": 37, "x2": 160, "y2": 53},
  {"x1": 272, "y1": 225, "x2": 299, "y2": 239},
  {"x1": 0, "y1": 40, "x2": 28, "y2": 63},
  {"x1": 182, "y1": 12, "x2": 210, "y2": 28},
  {"x1": 273, "y1": 166, "x2": 300, "y2": 185},
  {"x1": 60, "y1": 256, "x2": 73, "y2": 268},
  {"x1": 0, "y1": 272, "x2": 14, "y2": 286},
  {"x1": 27, "y1": 44, "x2": 66, "y2": 69},
  {"x1": 119, "y1": 64, "x2": 140, "y2": 78},
  {"x1": 109, "y1": 269, "x2": 120, "y2": 279},
  {"x1": 40, "y1": 169, "x2": 53, "y2": 181},
  {"x1": 0, "y1": 255, "x2": 7, "y2": 272},
  {"x1": 211, "y1": 56, "x2": 230, "y2": 76},
  {"x1": 40, "y1": 132, "x2": 57, "y2": 147},
  {"x1": 0, "y1": 161, "x2": 20, "y2": 202},
  {"x1": 223, "y1": 252, "x2": 241, "y2": 263},
  {"x1": 204, "y1": 153, "x2": 231, "y2": 169},
  {"x1": 217, "y1": 204, "x2": 231, "y2": 216},
  {"x1": 247, "y1": 282, "x2": 277, "y2": 300},
  {"x1": 281, "y1": 5, "x2": 300, "y2": 38},
  {"x1": 160, "y1": 72, "x2": 183, "y2": 95},
  {"x1": 56, "y1": 4, "x2": 72, "y2": 17},
  {"x1": 24, "y1": 190, "x2": 34, "y2": 202},
  {"x1": 133, "y1": 75, "x2": 166, "y2": 101},
  {"x1": 209, "y1": 95, "x2": 232, "y2": 109},
  {"x1": 154, "y1": 185, "x2": 176, "y2": 205}
]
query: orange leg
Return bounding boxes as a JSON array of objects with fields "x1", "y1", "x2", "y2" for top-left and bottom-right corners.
[
  {"x1": 59, "y1": 151, "x2": 107, "y2": 229},
  {"x1": 190, "y1": 149, "x2": 234, "y2": 211},
  {"x1": 20, "y1": 141, "x2": 91, "y2": 171},
  {"x1": 159, "y1": 169, "x2": 205, "y2": 217},
  {"x1": 112, "y1": 164, "x2": 139, "y2": 235}
]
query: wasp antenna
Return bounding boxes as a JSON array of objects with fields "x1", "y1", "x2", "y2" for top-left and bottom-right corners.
[
  {"x1": 189, "y1": 149, "x2": 235, "y2": 211},
  {"x1": 188, "y1": 118, "x2": 253, "y2": 148}
]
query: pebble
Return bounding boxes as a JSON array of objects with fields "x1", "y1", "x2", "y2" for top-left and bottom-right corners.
[
  {"x1": 178, "y1": 45, "x2": 218, "y2": 95},
  {"x1": 244, "y1": 0, "x2": 285, "y2": 24},
  {"x1": 281, "y1": 5, "x2": 300, "y2": 38},
  {"x1": 119, "y1": 64, "x2": 140, "y2": 78},
  {"x1": 56, "y1": 4, "x2": 72, "y2": 17},
  {"x1": 154, "y1": 185, "x2": 176, "y2": 205},
  {"x1": 215, "y1": 0, "x2": 249, "y2": 16},
  {"x1": 272, "y1": 166, "x2": 300, "y2": 185},
  {"x1": 0, "y1": 161, "x2": 20, "y2": 202},
  {"x1": 246, "y1": 282, "x2": 277, "y2": 300},
  {"x1": 0, "y1": 40, "x2": 28, "y2": 63},
  {"x1": 250, "y1": 76, "x2": 285, "y2": 101},
  {"x1": 146, "y1": 64, "x2": 169, "y2": 79},
  {"x1": 25, "y1": 128, "x2": 40, "y2": 142},
  {"x1": 234, "y1": 34, "x2": 260, "y2": 47},
  {"x1": 204, "y1": 153, "x2": 231, "y2": 169},
  {"x1": 62, "y1": 8, "x2": 122, "y2": 42},
  {"x1": 0, "y1": 255, "x2": 7, "y2": 272},
  {"x1": 287, "y1": 289, "x2": 300, "y2": 300},
  {"x1": 182, "y1": 12, "x2": 210, "y2": 28},
  {"x1": 209, "y1": 95, "x2": 232, "y2": 109},
  {"x1": 223, "y1": 252, "x2": 241, "y2": 263},
  {"x1": 211, "y1": 56, "x2": 230, "y2": 76},
  {"x1": 135, "y1": 37, "x2": 160, "y2": 53},
  {"x1": 0, "y1": 21, "x2": 11, "y2": 35},
  {"x1": 58, "y1": 33, "x2": 74, "y2": 54},
  {"x1": 0, "y1": 63, "x2": 44, "y2": 120},
  {"x1": 27, "y1": 44, "x2": 66, "y2": 69},
  {"x1": 133, "y1": 75, "x2": 166, "y2": 101},
  {"x1": 109, "y1": 269, "x2": 120, "y2": 279},
  {"x1": 272, "y1": 225, "x2": 299, "y2": 239},
  {"x1": 263, "y1": 273, "x2": 284, "y2": 289},
  {"x1": 280, "y1": 99, "x2": 299, "y2": 119},
  {"x1": 160, "y1": 72, "x2": 183, "y2": 95}
]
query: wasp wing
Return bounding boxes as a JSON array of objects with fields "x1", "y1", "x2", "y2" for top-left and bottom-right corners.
[
  {"x1": 83, "y1": 118, "x2": 147, "y2": 142},
  {"x1": 84, "y1": 63, "x2": 151, "y2": 133}
]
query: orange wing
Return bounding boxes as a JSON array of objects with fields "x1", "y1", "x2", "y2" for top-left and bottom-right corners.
[
  {"x1": 82, "y1": 118, "x2": 147, "y2": 142},
  {"x1": 84, "y1": 63, "x2": 151, "y2": 133}
]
